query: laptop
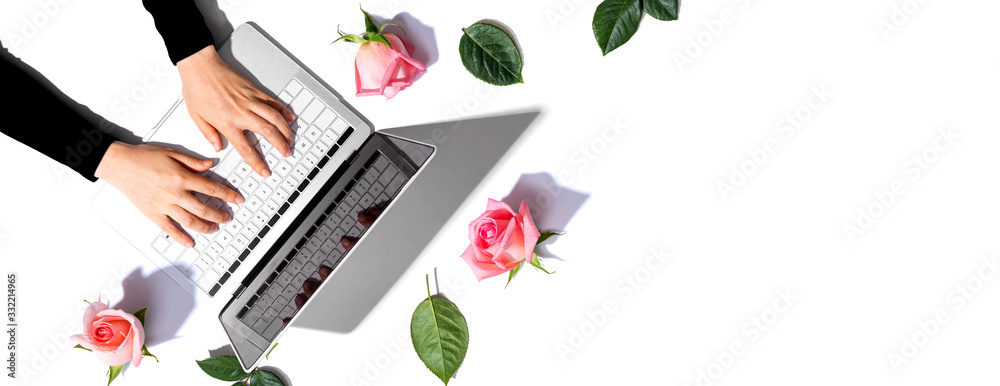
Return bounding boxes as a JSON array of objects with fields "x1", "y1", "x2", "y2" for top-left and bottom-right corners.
[{"x1": 91, "y1": 23, "x2": 434, "y2": 370}]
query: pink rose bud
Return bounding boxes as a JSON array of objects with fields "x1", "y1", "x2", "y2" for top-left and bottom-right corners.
[
  {"x1": 70, "y1": 301, "x2": 146, "y2": 367},
  {"x1": 354, "y1": 33, "x2": 426, "y2": 99},
  {"x1": 460, "y1": 199, "x2": 541, "y2": 281}
]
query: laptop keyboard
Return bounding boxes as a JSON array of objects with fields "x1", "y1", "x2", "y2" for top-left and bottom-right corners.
[
  {"x1": 236, "y1": 152, "x2": 408, "y2": 341},
  {"x1": 150, "y1": 78, "x2": 355, "y2": 296}
]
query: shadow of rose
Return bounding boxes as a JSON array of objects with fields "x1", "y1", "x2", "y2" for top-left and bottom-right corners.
[
  {"x1": 502, "y1": 172, "x2": 589, "y2": 260},
  {"x1": 111, "y1": 268, "x2": 197, "y2": 348}
]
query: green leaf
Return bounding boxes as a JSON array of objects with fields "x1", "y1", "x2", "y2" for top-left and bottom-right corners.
[
  {"x1": 459, "y1": 22, "x2": 523, "y2": 86},
  {"x1": 248, "y1": 369, "x2": 285, "y2": 386},
  {"x1": 380, "y1": 23, "x2": 406, "y2": 35},
  {"x1": 410, "y1": 275, "x2": 469, "y2": 385},
  {"x1": 536, "y1": 232, "x2": 565, "y2": 245},
  {"x1": 644, "y1": 0, "x2": 679, "y2": 21},
  {"x1": 196, "y1": 356, "x2": 251, "y2": 382},
  {"x1": 361, "y1": 7, "x2": 379, "y2": 34},
  {"x1": 107, "y1": 364, "x2": 123, "y2": 386},
  {"x1": 367, "y1": 33, "x2": 393, "y2": 49},
  {"x1": 592, "y1": 0, "x2": 643, "y2": 55},
  {"x1": 74, "y1": 344, "x2": 92, "y2": 352},
  {"x1": 141, "y1": 345, "x2": 158, "y2": 362},
  {"x1": 266, "y1": 343, "x2": 278, "y2": 360},
  {"x1": 132, "y1": 307, "x2": 148, "y2": 327},
  {"x1": 506, "y1": 261, "x2": 525, "y2": 289},
  {"x1": 529, "y1": 253, "x2": 555, "y2": 274}
]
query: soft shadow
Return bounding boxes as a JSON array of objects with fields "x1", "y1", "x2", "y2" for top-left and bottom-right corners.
[
  {"x1": 111, "y1": 268, "x2": 197, "y2": 348},
  {"x1": 294, "y1": 110, "x2": 541, "y2": 333},
  {"x1": 501, "y1": 173, "x2": 589, "y2": 259},
  {"x1": 377, "y1": 12, "x2": 438, "y2": 74},
  {"x1": 208, "y1": 344, "x2": 236, "y2": 357}
]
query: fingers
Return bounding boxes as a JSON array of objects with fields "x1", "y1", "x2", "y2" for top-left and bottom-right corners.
[
  {"x1": 158, "y1": 216, "x2": 193, "y2": 248},
  {"x1": 294, "y1": 294, "x2": 307, "y2": 309},
  {"x1": 229, "y1": 134, "x2": 271, "y2": 178},
  {"x1": 244, "y1": 112, "x2": 292, "y2": 158},
  {"x1": 340, "y1": 236, "x2": 357, "y2": 251},
  {"x1": 188, "y1": 174, "x2": 244, "y2": 204},
  {"x1": 318, "y1": 266, "x2": 332, "y2": 280},
  {"x1": 178, "y1": 194, "x2": 231, "y2": 225},
  {"x1": 258, "y1": 93, "x2": 296, "y2": 123},
  {"x1": 251, "y1": 100, "x2": 294, "y2": 144},
  {"x1": 168, "y1": 151, "x2": 214, "y2": 172},
  {"x1": 193, "y1": 115, "x2": 223, "y2": 152},
  {"x1": 167, "y1": 204, "x2": 218, "y2": 235},
  {"x1": 302, "y1": 279, "x2": 320, "y2": 297}
]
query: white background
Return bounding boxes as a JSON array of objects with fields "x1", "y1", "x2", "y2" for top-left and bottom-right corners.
[{"x1": 3, "y1": 0, "x2": 1000, "y2": 385}]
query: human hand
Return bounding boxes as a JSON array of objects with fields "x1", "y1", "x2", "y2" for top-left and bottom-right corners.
[
  {"x1": 177, "y1": 45, "x2": 296, "y2": 178},
  {"x1": 95, "y1": 142, "x2": 243, "y2": 248}
]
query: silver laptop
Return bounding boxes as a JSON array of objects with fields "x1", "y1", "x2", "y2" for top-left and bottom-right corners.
[{"x1": 92, "y1": 23, "x2": 433, "y2": 369}]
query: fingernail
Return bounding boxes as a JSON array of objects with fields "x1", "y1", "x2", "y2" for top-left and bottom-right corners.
[
  {"x1": 185, "y1": 240, "x2": 194, "y2": 248},
  {"x1": 235, "y1": 195, "x2": 244, "y2": 204},
  {"x1": 211, "y1": 141, "x2": 221, "y2": 152},
  {"x1": 284, "y1": 149, "x2": 293, "y2": 157},
  {"x1": 211, "y1": 224, "x2": 219, "y2": 232},
  {"x1": 203, "y1": 159, "x2": 213, "y2": 166},
  {"x1": 262, "y1": 169, "x2": 271, "y2": 177}
]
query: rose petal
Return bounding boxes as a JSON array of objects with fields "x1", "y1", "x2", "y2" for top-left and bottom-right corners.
[
  {"x1": 92, "y1": 333, "x2": 134, "y2": 367},
  {"x1": 460, "y1": 244, "x2": 512, "y2": 281},
  {"x1": 81, "y1": 301, "x2": 109, "y2": 335},
  {"x1": 518, "y1": 200, "x2": 541, "y2": 263}
]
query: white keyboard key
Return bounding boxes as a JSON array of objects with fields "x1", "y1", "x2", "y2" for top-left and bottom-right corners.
[
  {"x1": 278, "y1": 91, "x2": 294, "y2": 105},
  {"x1": 294, "y1": 139, "x2": 311, "y2": 156},
  {"x1": 289, "y1": 90, "x2": 313, "y2": 117},
  {"x1": 315, "y1": 109, "x2": 336, "y2": 129},
  {"x1": 282, "y1": 177, "x2": 298, "y2": 193},
  {"x1": 163, "y1": 243, "x2": 184, "y2": 261},
  {"x1": 195, "y1": 254, "x2": 213, "y2": 271},
  {"x1": 292, "y1": 164, "x2": 309, "y2": 181},
  {"x1": 178, "y1": 248, "x2": 200, "y2": 269},
  {"x1": 310, "y1": 141, "x2": 329, "y2": 158},
  {"x1": 300, "y1": 100, "x2": 325, "y2": 124},
  {"x1": 241, "y1": 177, "x2": 260, "y2": 194},
  {"x1": 199, "y1": 269, "x2": 222, "y2": 290},
  {"x1": 302, "y1": 154, "x2": 318, "y2": 169},
  {"x1": 263, "y1": 199, "x2": 280, "y2": 215},
  {"x1": 320, "y1": 129, "x2": 338, "y2": 146},
  {"x1": 235, "y1": 208, "x2": 252, "y2": 224},
  {"x1": 152, "y1": 235, "x2": 170, "y2": 253},
  {"x1": 224, "y1": 220, "x2": 242, "y2": 236},
  {"x1": 284, "y1": 79, "x2": 303, "y2": 97},
  {"x1": 215, "y1": 152, "x2": 241, "y2": 177},
  {"x1": 264, "y1": 174, "x2": 282, "y2": 189},
  {"x1": 275, "y1": 161, "x2": 293, "y2": 177},
  {"x1": 207, "y1": 243, "x2": 223, "y2": 258},
  {"x1": 189, "y1": 266, "x2": 204, "y2": 282},
  {"x1": 246, "y1": 196, "x2": 263, "y2": 212},
  {"x1": 329, "y1": 117, "x2": 349, "y2": 135},
  {"x1": 273, "y1": 186, "x2": 290, "y2": 202},
  {"x1": 194, "y1": 235, "x2": 209, "y2": 252},
  {"x1": 217, "y1": 231, "x2": 234, "y2": 246},
  {"x1": 233, "y1": 233, "x2": 249, "y2": 251},
  {"x1": 255, "y1": 184, "x2": 273, "y2": 199},
  {"x1": 305, "y1": 125, "x2": 322, "y2": 142},
  {"x1": 212, "y1": 257, "x2": 228, "y2": 273},
  {"x1": 234, "y1": 164, "x2": 252, "y2": 179},
  {"x1": 265, "y1": 153, "x2": 279, "y2": 169},
  {"x1": 222, "y1": 247, "x2": 239, "y2": 263},
  {"x1": 252, "y1": 212, "x2": 269, "y2": 228}
]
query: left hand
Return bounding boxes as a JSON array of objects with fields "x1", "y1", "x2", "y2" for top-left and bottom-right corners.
[{"x1": 177, "y1": 45, "x2": 297, "y2": 178}]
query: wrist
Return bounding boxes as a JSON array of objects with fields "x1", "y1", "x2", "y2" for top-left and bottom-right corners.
[
  {"x1": 177, "y1": 45, "x2": 220, "y2": 76},
  {"x1": 94, "y1": 141, "x2": 127, "y2": 181}
]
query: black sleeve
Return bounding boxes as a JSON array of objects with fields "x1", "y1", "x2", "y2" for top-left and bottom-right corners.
[
  {"x1": 142, "y1": 0, "x2": 216, "y2": 65},
  {"x1": 0, "y1": 45, "x2": 117, "y2": 182}
]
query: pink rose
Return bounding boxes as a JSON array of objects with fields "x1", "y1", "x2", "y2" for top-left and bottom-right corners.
[
  {"x1": 354, "y1": 33, "x2": 426, "y2": 99},
  {"x1": 70, "y1": 301, "x2": 145, "y2": 367},
  {"x1": 460, "y1": 199, "x2": 541, "y2": 281}
]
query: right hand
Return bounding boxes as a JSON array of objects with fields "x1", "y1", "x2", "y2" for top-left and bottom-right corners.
[{"x1": 95, "y1": 142, "x2": 244, "y2": 248}]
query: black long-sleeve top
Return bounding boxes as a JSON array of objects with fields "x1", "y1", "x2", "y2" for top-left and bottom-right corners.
[{"x1": 0, "y1": 1, "x2": 214, "y2": 181}]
